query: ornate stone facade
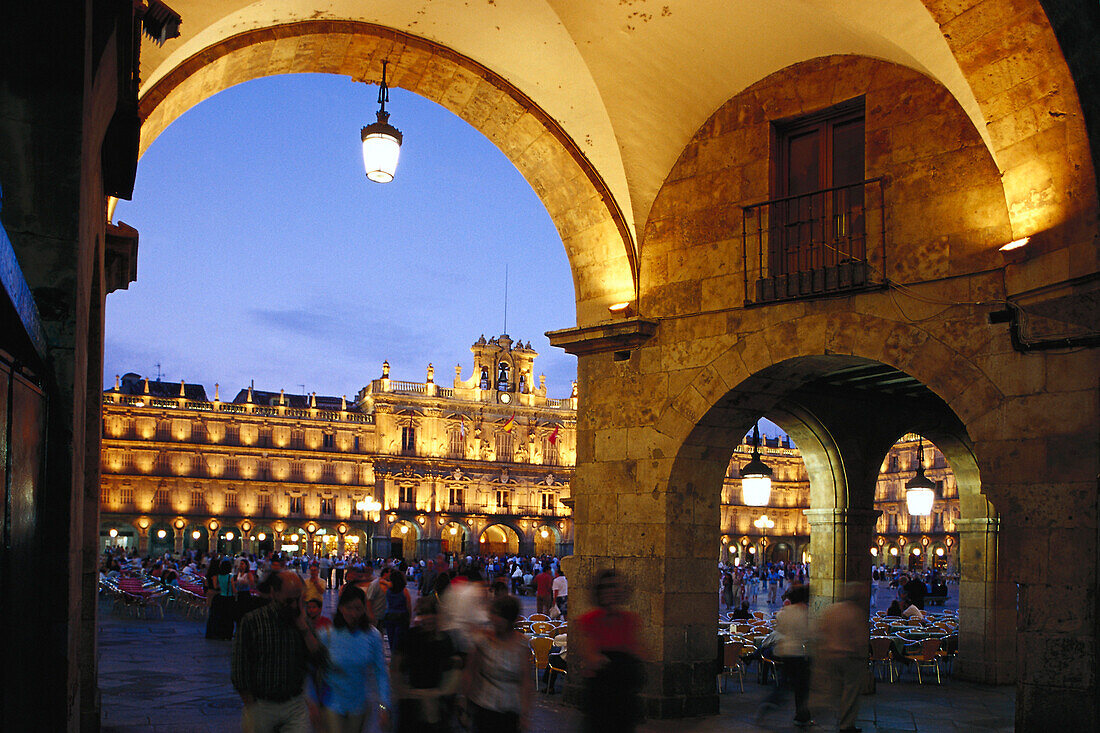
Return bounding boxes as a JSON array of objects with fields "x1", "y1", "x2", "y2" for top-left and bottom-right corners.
[{"x1": 100, "y1": 335, "x2": 577, "y2": 560}]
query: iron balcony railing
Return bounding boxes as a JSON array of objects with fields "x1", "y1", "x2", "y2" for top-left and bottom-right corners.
[{"x1": 742, "y1": 178, "x2": 885, "y2": 305}]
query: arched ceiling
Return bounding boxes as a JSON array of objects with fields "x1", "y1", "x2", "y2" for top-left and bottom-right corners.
[{"x1": 139, "y1": 0, "x2": 988, "y2": 250}]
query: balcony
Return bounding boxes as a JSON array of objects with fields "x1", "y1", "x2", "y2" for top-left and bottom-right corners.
[{"x1": 742, "y1": 179, "x2": 885, "y2": 305}]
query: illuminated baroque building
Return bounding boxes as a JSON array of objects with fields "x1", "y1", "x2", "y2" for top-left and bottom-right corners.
[
  {"x1": 100, "y1": 334, "x2": 577, "y2": 561},
  {"x1": 102, "y1": 333, "x2": 958, "y2": 571}
]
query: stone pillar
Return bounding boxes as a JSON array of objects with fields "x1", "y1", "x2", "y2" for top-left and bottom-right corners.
[
  {"x1": 953, "y1": 517, "x2": 1014, "y2": 684},
  {"x1": 173, "y1": 531, "x2": 184, "y2": 555},
  {"x1": 337, "y1": 534, "x2": 345, "y2": 556},
  {"x1": 805, "y1": 508, "x2": 880, "y2": 615},
  {"x1": 519, "y1": 538, "x2": 536, "y2": 558},
  {"x1": 418, "y1": 537, "x2": 441, "y2": 559}
]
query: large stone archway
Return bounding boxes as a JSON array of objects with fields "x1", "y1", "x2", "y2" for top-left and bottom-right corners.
[{"x1": 135, "y1": 20, "x2": 636, "y2": 325}]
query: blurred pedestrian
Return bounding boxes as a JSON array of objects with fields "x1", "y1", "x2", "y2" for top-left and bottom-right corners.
[
  {"x1": 392, "y1": 596, "x2": 462, "y2": 733},
  {"x1": 316, "y1": 584, "x2": 391, "y2": 733},
  {"x1": 232, "y1": 571, "x2": 324, "y2": 732},
  {"x1": 756, "y1": 584, "x2": 813, "y2": 728},
  {"x1": 817, "y1": 583, "x2": 868, "y2": 732},
  {"x1": 462, "y1": 594, "x2": 532, "y2": 733},
  {"x1": 576, "y1": 569, "x2": 645, "y2": 733}
]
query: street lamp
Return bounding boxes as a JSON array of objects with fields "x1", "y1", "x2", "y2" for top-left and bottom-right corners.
[
  {"x1": 356, "y1": 497, "x2": 383, "y2": 522},
  {"x1": 361, "y1": 59, "x2": 403, "y2": 183},
  {"x1": 905, "y1": 436, "x2": 936, "y2": 516},
  {"x1": 741, "y1": 424, "x2": 773, "y2": 506},
  {"x1": 753, "y1": 514, "x2": 775, "y2": 560}
]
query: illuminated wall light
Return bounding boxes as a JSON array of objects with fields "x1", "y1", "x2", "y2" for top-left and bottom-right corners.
[
  {"x1": 540, "y1": 529, "x2": 549, "y2": 538},
  {"x1": 400, "y1": 525, "x2": 409, "y2": 534},
  {"x1": 449, "y1": 527, "x2": 457, "y2": 536},
  {"x1": 156, "y1": 529, "x2": 167, "y2": 539},
  {"x1": 258, "y1": 533, "x2": 267, "y2": 541},
  {"x1": 999, "y1": 236, "x2": 1030, "y2": 251},
  {"x1": 192, "y1": 530, "x2": 200, "y2": 540},
  {"x1": 109, "y1": 528, "x2": 118, "y2": 538},
  {"x1": 225, "y1": 532, "x2": 235, "y2": 541}
]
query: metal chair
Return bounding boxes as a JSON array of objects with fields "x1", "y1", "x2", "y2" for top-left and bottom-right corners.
[
  {"x1": 906, "y1": 637, "x2": 943, "y2": 684},
  {"x1": 720, "y1": 642, "x2": 745, "y2": 692},
  {"x1": 530, "y1": 635, "x2": 555, "y2": 691},
  {"x1": 869, "y1": 637, "x2": 896, "y2": 682}
]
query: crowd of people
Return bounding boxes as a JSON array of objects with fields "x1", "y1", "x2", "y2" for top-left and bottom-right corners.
[{"x1": 101, "y1": 547, "x2": 594, "y2": 733}]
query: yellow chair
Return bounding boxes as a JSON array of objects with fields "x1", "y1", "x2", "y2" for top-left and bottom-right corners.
[
  {"x1": 869, "y1": 637, "x2": 896, "y2": 683},
  {"x1": 906, "y1": 638, "x2": 943, "y2": 684},
  {"x1": 530, "y1": 621, "x2": 555, "y2": 636},
  {"x1": 530, "y1": 636, "x2": 555, "y2": 691},
  {"x1": 721, "y1": 642, "x2": 745, "y2": 692}
]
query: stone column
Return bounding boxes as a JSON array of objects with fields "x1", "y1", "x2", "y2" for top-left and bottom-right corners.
[
  {"x1": 954, "y1": 517, "x2": 1015, "y2": 684},
  {"x1": 337, "y1": 534, "x2": 345, "y2": 556},
  {"x1": 805, "y1": 508, "x2": 880, "y2": 615},
  {"x1": 418, "y1": 536, "x2": 441, "y2": 559}
]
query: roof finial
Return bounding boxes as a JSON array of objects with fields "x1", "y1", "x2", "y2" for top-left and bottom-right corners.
[{"x1": 214, "y1": 383, "x2": 220, "y2": 401}]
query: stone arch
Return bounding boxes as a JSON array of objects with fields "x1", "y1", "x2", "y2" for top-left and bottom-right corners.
[
  {"x1": 655, "y1": 314, "x2": 1010, "y2": 684},
  {"x1": 479, "y1": 523, "x2": 520, "y2": 556},
  {"x1": 136, "y1": 20, "x2": 635, "y2": 324}
]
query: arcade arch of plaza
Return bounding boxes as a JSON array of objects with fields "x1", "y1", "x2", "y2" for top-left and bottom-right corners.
[{"x1": 0, "y1": 2, "x2": 1097, "y2": 729}]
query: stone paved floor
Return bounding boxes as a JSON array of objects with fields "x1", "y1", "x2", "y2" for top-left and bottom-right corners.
[{"x1": 100, "y1": 583, "x2": 1010, "y2": 732}]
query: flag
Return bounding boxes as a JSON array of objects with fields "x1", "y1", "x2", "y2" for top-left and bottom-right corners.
[
  {"x1": 548, "y1": 424, "x2": 560, "y2": 445},
  {"x1": 502, "y1": 413, "x2": 516, "y2": 433},
  {"x1": 460, "y1": 416, "x2": 466, "y2": 439}
]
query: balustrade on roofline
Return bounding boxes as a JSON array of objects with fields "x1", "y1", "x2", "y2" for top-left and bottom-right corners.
[{"x1": 105, "y1": 393, "x2": 373, "y2": 424}]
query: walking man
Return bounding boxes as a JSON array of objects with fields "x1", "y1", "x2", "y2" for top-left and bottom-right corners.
[
  {"x1": 817, "y1": 583, "x2": 868, "y2": 732},
  {"x1": 232, "y1": 571, "x2": 324, "y2": 733}
]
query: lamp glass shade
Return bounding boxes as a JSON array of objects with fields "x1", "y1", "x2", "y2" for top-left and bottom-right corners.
[
  {"x1": 361, "y1": 113, "x2": 402, "y2": 183},
  {"x1": 905, "y1": 483, "x2": 935, "y2": 515},
  {"x1": 742, "y1": 474, "x2": 772, "y2": 506}
]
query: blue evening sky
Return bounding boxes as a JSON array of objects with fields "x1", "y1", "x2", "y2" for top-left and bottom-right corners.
[{"x1": 108, "y1": 73, "x2": 578, "y2": 402}]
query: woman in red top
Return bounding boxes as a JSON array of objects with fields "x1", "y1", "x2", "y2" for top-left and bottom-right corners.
[{"x1": 575, "y1": 569, "x2": 645, "y2": 733}]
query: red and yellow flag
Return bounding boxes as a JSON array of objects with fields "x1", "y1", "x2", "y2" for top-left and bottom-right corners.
[
  {"x1": 502, "y1": 413, "x2": 516, "y2": 433},
  {"x1": 548, "y1": 424, "x2": 560, "y2": 445}
]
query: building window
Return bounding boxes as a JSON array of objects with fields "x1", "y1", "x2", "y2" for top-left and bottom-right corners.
[
  {"x1": 401, "y1": 426, "x2": 416, "y2": 455},
  {"x1": 449, "y1": 429, "x2": 465, "y2": 459},
  {"x1": 191, "y1": 489, "x2": 205, "y2": 511},
  {"x1": 121, "y1": 486, "x2": 134, "y2": 506},
  {"x1": 399, "y1": 483, "x2": 415, "y2": 505},
  {"x1": 224, "y1": 491, "x2": 238, "y2": 512},
  {"x1": 154, "y1": 487, "x2": 170, "y2": 509},
  {"x1": 289, "y1": 495, "x2": 303, "y2": 514},
  {"x1": 541, "y1": 491, "x2": 555, "y2": 511},
  {"x1": 100, "y1": 486, "x2": 110, "y2": 504},
  {"x1": 495, "y1": 488, "x2": 510, "y2": 511},
  {"x1": 543, "y1": 437, "x2": 559, "y2": 466},
  {"x1": 496, "y1": 432, "x2": 513, "y2": 462},
  {"x1": 257, "y1": 492, "x2": 270, "y2": 516},
  {"x1": 320, "y1": 498, "x2": 335, "y2": 516},
  {"x1": 354, "y1": 435, "x2": 360, "y2": 452},
  {"x1": 448, "y1": 486, "x2": 464, "y2": 507},
  {"x1": 889, "y1": 454, "x2": 899, "y2": 472},
  {"x1": 323, "y1": 433, "x2": 335, "y2": 449}
]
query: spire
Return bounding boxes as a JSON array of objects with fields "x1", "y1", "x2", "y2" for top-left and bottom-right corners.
[
  {"x1": 214, "y1": 383, "x2": 220, "y2": 401},
  {"x1": 247, "y1": 384, "x2": 253, "y2": 403},
  {"x1": 114, "y1": 374, "x2": 120, "y2": 391},
  {"x1": 179, "y1": 379, "x2": 186, "y2": 397},
  {"x1": 310, "y1": 392, "x2": 316, "y2": 408},
  {"x1": 279, "y1": 388, "x2": 285, "y2": 406},
  {"x1": 341, "y1": 395, "x2": 347, "y2": 411},
  {"x1": 143, "y1": 377, "x2": 150, "y2": 394}
]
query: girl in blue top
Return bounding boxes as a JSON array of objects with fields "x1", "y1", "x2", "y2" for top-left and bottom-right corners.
[{"x1": 318, "y1": 584, "x2": 392, "y2": 732}]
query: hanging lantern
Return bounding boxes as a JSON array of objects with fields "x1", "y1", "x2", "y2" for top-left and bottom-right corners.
[
  {"x1": 361, "y1": 59, "x2": 403, "y2": 183},
  {"x1": 741, "y1": 424, "x2": 773, "y2": 506},
  {"x1": 905, "y1": 437, "x2": 936, "y2": 516}
]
